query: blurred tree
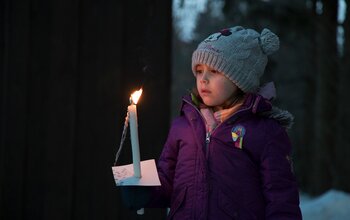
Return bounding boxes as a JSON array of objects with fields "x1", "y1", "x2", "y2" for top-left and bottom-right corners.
[
  {"x1": 336, "y1": 0, "x2": 350, "y2": 193},
  {"x1": 312, "y1": 0, "x2": 339, "y2": 195}
]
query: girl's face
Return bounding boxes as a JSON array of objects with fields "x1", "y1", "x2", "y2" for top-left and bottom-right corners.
[{"x1": 195, "y1": 64, "x2": 239, "y2": 111}]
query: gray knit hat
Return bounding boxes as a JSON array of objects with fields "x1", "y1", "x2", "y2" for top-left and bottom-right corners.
[{"x1": 192, "y1": 26, "x2": 279, "y2": 93}]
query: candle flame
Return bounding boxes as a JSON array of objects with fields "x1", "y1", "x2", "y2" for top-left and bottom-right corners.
[{"x1": 130, "y1": 88, "x2": 143, "y2": 104}]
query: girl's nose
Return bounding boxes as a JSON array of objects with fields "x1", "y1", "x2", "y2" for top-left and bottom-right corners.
[{"x1": 200, "y1": 71, "x2": 209, "y2": 84}]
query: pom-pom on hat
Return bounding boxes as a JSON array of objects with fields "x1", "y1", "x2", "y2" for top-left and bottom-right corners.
[{"x1": 192, "y1": 26, "x2": 279, "y2": 93}]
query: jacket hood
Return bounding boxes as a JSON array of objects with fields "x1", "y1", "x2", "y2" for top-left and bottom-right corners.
[
  {"x1": 181, "y1": 93, "x2": 294, "y2": 129},
  {"x1": 259, "y1": 106, "x2": 294, "y2": 129}
]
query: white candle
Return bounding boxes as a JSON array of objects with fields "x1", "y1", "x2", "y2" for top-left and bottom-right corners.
[{"x1": 128, "y1": 89, "x2": 143, "y2": 178}]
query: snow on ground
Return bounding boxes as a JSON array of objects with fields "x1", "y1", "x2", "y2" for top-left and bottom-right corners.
[{"x1": 300, "y1": 189, "x2": 350, "y2": 220}]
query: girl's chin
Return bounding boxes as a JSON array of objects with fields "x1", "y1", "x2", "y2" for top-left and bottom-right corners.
[
  {"x1": 202, "y1": 100, "x2": 226, "y2": 109},
  {"x1": 201, "y1": 98, "x2": 213, "y2": 106},
  {"x1": 203, "y1": 100, "x2": 221, "y2": 108}
]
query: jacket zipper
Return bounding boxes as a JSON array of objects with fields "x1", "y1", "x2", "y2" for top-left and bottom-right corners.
[{"x1": 205, "y1": 132, "x2": 211, "y2": 148}]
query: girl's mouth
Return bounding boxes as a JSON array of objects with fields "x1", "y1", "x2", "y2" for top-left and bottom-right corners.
[
  {"x1": 201, "y1": 89, "x2": 211, "y2": 94},
  {"x1": 200, "y1": 89, "x2": 212, "y2": 97}
]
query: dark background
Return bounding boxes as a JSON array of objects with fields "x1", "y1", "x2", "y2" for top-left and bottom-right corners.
[
  {"x1": 1, "y1": 0, "x2": 350, "y2": 220},
  {"x1": 1, "y1": 0, "x2": 170, "y2": 219}
]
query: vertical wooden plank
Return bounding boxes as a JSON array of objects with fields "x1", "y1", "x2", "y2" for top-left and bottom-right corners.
[
  {"x1": 22, "y1": 0, "x2": 51, "y2": 218},
  {"x1": 41, "y1": 0, "x2": 80, "y2": 219},
  {"x1": 0, "y1": 0, "x2": 8, "y2": 218},
  {"x1": 72, "y1": 1, "x2": 125, "y2": 219},
  {"x1": 71, "y1": 1, "x2": 103, "y2": 218},
  {"x1": 0, "y1": 0, "x2": 31, "y2": 219}
]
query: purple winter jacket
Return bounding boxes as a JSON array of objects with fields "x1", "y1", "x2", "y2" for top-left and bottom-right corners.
[{"x1": 149, "y1": 94, "x2": 302, "y2": 220}]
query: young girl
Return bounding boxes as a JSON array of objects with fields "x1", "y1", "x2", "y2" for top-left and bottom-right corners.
[{"x1": 122, "y1": 26, "x2": 302, "y2": 220}]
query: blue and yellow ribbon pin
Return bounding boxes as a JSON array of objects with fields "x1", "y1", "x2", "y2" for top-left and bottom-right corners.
[{"x1": 231, "y1": 125, "x2": 246, "y2": 149}]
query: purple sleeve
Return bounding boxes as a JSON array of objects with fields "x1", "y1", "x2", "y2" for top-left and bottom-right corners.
[
  {"x1": 147, "y1": 120, "x2": 180, "y2": 208},
  {"x1": 260, "y1": 127, "x2": 302, "y2": 220}
]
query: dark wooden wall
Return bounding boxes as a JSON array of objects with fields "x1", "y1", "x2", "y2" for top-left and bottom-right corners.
[{"x1": 0, "y1": 0, "x2": 171, "y2": 219}]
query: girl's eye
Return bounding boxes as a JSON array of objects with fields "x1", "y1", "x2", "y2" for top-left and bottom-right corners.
[
  {"x1": 211, "y1": 69, "x2": 218, "y2": 74},
  {"x1": 196, "y1": 70, "x2": 203, "y2": 74}
]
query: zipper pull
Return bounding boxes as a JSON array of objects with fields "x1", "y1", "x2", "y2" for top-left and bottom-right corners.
[{"x1": 206, "y1": 132, "x2": 211, "y2": 144}]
